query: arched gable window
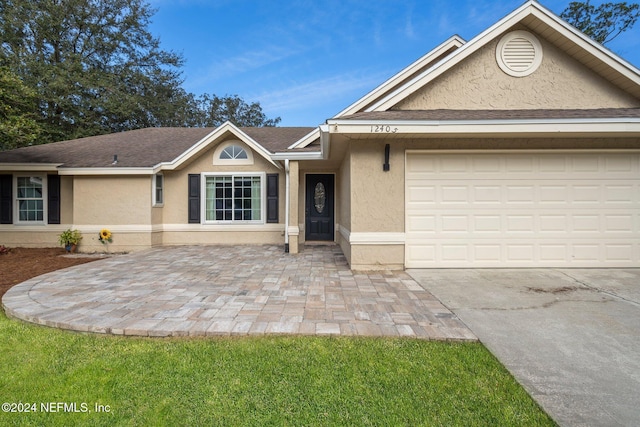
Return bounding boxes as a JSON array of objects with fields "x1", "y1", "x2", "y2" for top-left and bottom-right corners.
[
  {"x1": 213, "y1": 141, "x2": 253, "y2": 165},
  {"x1": 220, "y1": 145, "x2": 248, "y2": 160}
]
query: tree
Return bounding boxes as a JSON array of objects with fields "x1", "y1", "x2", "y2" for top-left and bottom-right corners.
[
  {"x1": 561, "y1": 1, "x2": 640, "y2": 45},
  {"x1": 0, "y1": 0, "x2": 191, "y2": 143},
  {"x1": 0, "y1": 67, "x2": 42, "y2": 150},
  {"x1": 195, "y1": 94, "x2": 281, "y2": 128}
]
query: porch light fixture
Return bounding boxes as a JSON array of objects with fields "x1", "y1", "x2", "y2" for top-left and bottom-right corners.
[{"x1": 383, "y1": 144, "x2": 390, "y2": 171}]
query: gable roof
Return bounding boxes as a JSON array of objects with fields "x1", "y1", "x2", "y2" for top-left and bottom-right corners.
[
  {"x1": 335, "y1": 35, "x2": 466, "y2": 117},
  {"x1": 333, "y1": 0, "x2": 640, "y2": 117},
  {"x1": 0, "y1": 124, "x2": 315, "y2": 172}
]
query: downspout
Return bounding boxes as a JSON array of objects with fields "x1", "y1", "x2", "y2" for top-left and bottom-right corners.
[{"x1": 284, "y1": 159, "x2": 290, "y2": 253}]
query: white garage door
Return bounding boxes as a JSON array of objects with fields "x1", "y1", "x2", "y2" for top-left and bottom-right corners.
[{"x1": 405, "y1": 152, "x2": 640, "y2": 268}]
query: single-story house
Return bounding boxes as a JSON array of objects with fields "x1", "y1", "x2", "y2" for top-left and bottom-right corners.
[{"x1": 1, "y1": 1, "x2": 639, "y2": 269}]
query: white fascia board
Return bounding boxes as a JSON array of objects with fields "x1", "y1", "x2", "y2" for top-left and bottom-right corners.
[
  {"x1": 271, "y1": 151, "x2": 324, "y2": 161},
  {"x1": 0, "y1": 163, "x2": 62, "y2": 172},
  {"x1": 327, "y1": 118, "x2": 640, "y2": 136},
  {"x1": 57, "y1": 167, "x2": 155, "y2": 176},
  {"x1": 528, "y1": 6, "x2": 640, "y2": 85},
  {"x1": 161, "y1": 121, "x2": 280, "y2": 171},
  {"x1": 275, "y1": 125, "x2": 328, "y2": 160},
  {"x1": 334, "y1": 35, "x2": 466, "y2": 118},
  {"x1": 287, "y1": 128, "x2": 321, "y2": 150}
]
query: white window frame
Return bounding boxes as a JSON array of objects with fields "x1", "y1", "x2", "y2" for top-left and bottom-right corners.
[
  {"x1": 153, "y1": 173, "x2": 164, "y2": 207},
  {"x1": 213, "y1": 141, "x2": 254, "y2": 166},
  {"x1": 201, "y1": 172, "x2": 265, "y2": 224},
  {"x1": 14, "y1": 174, "x2": 47, "y2": 224}
]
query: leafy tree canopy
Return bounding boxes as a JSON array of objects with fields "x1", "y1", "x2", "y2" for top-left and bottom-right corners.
[
  {"x1": 0, "y1": 67, "x2": 43, "y2": 150},
  {"x1": 561, "y1": 1, "x2": 640, "y2": 45},
  {"x1": 196, "y1": 94, "x2": 281, "y2": 128},
  {"x1": 0, "y1": 0, "x2": 280, "y2": 149}
]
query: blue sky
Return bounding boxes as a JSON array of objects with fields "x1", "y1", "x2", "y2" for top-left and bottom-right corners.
[{"x1": 148, "y1": 0, "x2": 640, "y2": 126}]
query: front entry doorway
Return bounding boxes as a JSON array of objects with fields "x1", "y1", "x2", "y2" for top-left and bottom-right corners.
[{"x1": 305, "y1": 174, "x2": 335, "y2": 241}]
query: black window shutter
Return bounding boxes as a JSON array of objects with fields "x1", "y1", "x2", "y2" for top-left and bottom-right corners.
[
  {"x1": 0, "y1": 174, "x2": 12, "y2": 224},
  {"x1": 47, "y1": 174, "x2": 61, "y2": 224},
  {"x1": 266, "y1": 173, "x2": 278, "y2": 223},
  {"x1": 188, "y1": 174, "x2": 200, "y2": 223}
]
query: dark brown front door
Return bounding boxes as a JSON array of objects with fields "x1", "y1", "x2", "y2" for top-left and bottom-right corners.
[{"x1": 305, "y1": 174, "x2": 334, "y2": 241}]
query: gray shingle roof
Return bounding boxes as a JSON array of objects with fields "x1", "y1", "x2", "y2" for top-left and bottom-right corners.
[{"x1": 0, "y1": 127, "x2": 315, "y2": 168}]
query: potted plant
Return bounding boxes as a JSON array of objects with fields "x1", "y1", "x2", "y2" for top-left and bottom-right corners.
[{"x1": 58, "y1": 229, "x2": 82, "y2": 253}]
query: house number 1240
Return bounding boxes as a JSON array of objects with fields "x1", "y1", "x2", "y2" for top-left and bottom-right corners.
[{"x1": 371, "y1": 125, "x2": 398, "y2": 133}]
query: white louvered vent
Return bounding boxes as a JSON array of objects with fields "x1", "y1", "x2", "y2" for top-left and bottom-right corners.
[{"x1": 496, "y1": 31, "x2": 543, "y2": 77}]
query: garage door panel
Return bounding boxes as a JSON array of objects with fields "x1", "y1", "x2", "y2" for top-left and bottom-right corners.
[
  {"x1": 406, "y1": 153, "x2": 640, "y2": 267},
  {"x1": 539, "y1": 244, "x2": 568, "y2": 262},
  {"x1": 539, "y1": 186, "x2": 569, "y2": 204},
  {"x1": 605, "y1": 244, "x2": 635, "y2": 262},
  {"x1": 605, "y1": 214, "x2": 634, "y2": 232}
]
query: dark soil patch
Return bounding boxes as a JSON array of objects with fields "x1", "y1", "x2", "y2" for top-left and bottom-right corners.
[{"x1": 0, "y1": 247, "x2": 99, "y2": 299}]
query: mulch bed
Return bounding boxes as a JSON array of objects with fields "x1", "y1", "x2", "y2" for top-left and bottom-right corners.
[{"x1": 0, "y1": 247, "x2": 99, "y2": 299}]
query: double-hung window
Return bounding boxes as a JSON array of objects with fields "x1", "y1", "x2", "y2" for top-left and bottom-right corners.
[
  {"x1": 16, "y1": 176, "x2": 46, "y2": 223},
  {"x1": 204, "y1": 174, "x2": 263, "y2": 223},
  {"x1": 153, "y1": 173, "x2": 164, "y2": 206}
]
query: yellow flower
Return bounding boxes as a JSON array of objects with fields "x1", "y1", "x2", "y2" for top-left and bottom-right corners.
[{"x1": 99, "y1": 229, "x2": 112, "y2": 242}]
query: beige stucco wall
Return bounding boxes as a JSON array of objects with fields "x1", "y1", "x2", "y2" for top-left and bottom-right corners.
[
  {"x1": 163, "y1": 139, "x2": 284, "y2": 225},
  {"x1": 73, "y1": 176, "x2": 151, "y2": 225},
  {"x1": 70, "y1": 175, "x2": 152, "y2": 252},
  {"x1": 337, "y1": 147, "x2": 352, "y2": 264},
  {"x1": 349, "y1": 140, "x2": 404, "y2": 233},
  {"x1": 397, "y1": 30, "x2": 640, "y2": 110},
  {"x1": 350, "y1": 245, "x2": 405, "y2": 270},
  {"x1": 288, "y1": 160, "x2": 300, "y2": 253}
]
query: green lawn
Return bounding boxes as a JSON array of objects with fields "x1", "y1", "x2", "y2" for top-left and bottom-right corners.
[{"x1": 0, "y1": 313, "x2": 555, "y2": 426}]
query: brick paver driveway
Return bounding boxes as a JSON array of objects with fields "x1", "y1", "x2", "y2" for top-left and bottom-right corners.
[{"x1": 3, "y1": 245, "x2": 475, "y2": 340}]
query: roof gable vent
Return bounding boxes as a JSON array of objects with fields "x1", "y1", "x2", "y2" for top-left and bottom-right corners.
[{"x1": 496, "y1": 30, "x2": 543, "y2": 77}]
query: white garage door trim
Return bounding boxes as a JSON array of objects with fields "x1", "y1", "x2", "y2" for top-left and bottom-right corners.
[{"x1": 405, "y1": 150, "x2": 640, "y2": 268}]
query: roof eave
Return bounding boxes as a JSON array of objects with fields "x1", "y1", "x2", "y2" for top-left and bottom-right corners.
[
  {"x1": 327, "y1": 118, "x2": 640, "y2": 137},
  {"x1": 271, "y1": 151, "x2": 324, "y2": 161},
  {"x1": 56, "y1": 167, "x2": 155, "y2": 176},
  {"x1": 0, "y1": 163, "x2": 62, "y2": 172}
]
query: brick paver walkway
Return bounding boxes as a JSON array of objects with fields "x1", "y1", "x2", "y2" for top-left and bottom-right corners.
[{"x1": 2, "y1": 245, "x2": 476, "y2": 340}]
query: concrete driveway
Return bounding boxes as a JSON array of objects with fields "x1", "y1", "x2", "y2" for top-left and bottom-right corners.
[{"x1": 408, "y1": 269, "x2": 640, "y2": 427}]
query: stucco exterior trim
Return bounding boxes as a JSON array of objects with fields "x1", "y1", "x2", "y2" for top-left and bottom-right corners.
[{"x1": 339, "y1": 226, "x2": 405, "y2": 245}]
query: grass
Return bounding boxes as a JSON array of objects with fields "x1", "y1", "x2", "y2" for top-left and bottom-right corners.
[{"x1": 0, "y1": 312, "x2": 555, "y2": 426}]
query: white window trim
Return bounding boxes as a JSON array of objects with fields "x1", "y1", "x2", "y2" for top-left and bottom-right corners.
[
  {"x1": 201, "y1": 172, "x2": 266, "y2": 224},
  {"x1": 213, "y1": 141, "x2": 254, "y2": 165},
  {"x1": 14, "y1": 174, "x2": 47, "y2": 225},
  {"x1": 152, "y1": 173, "x2": 164, "y2": 207}
]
